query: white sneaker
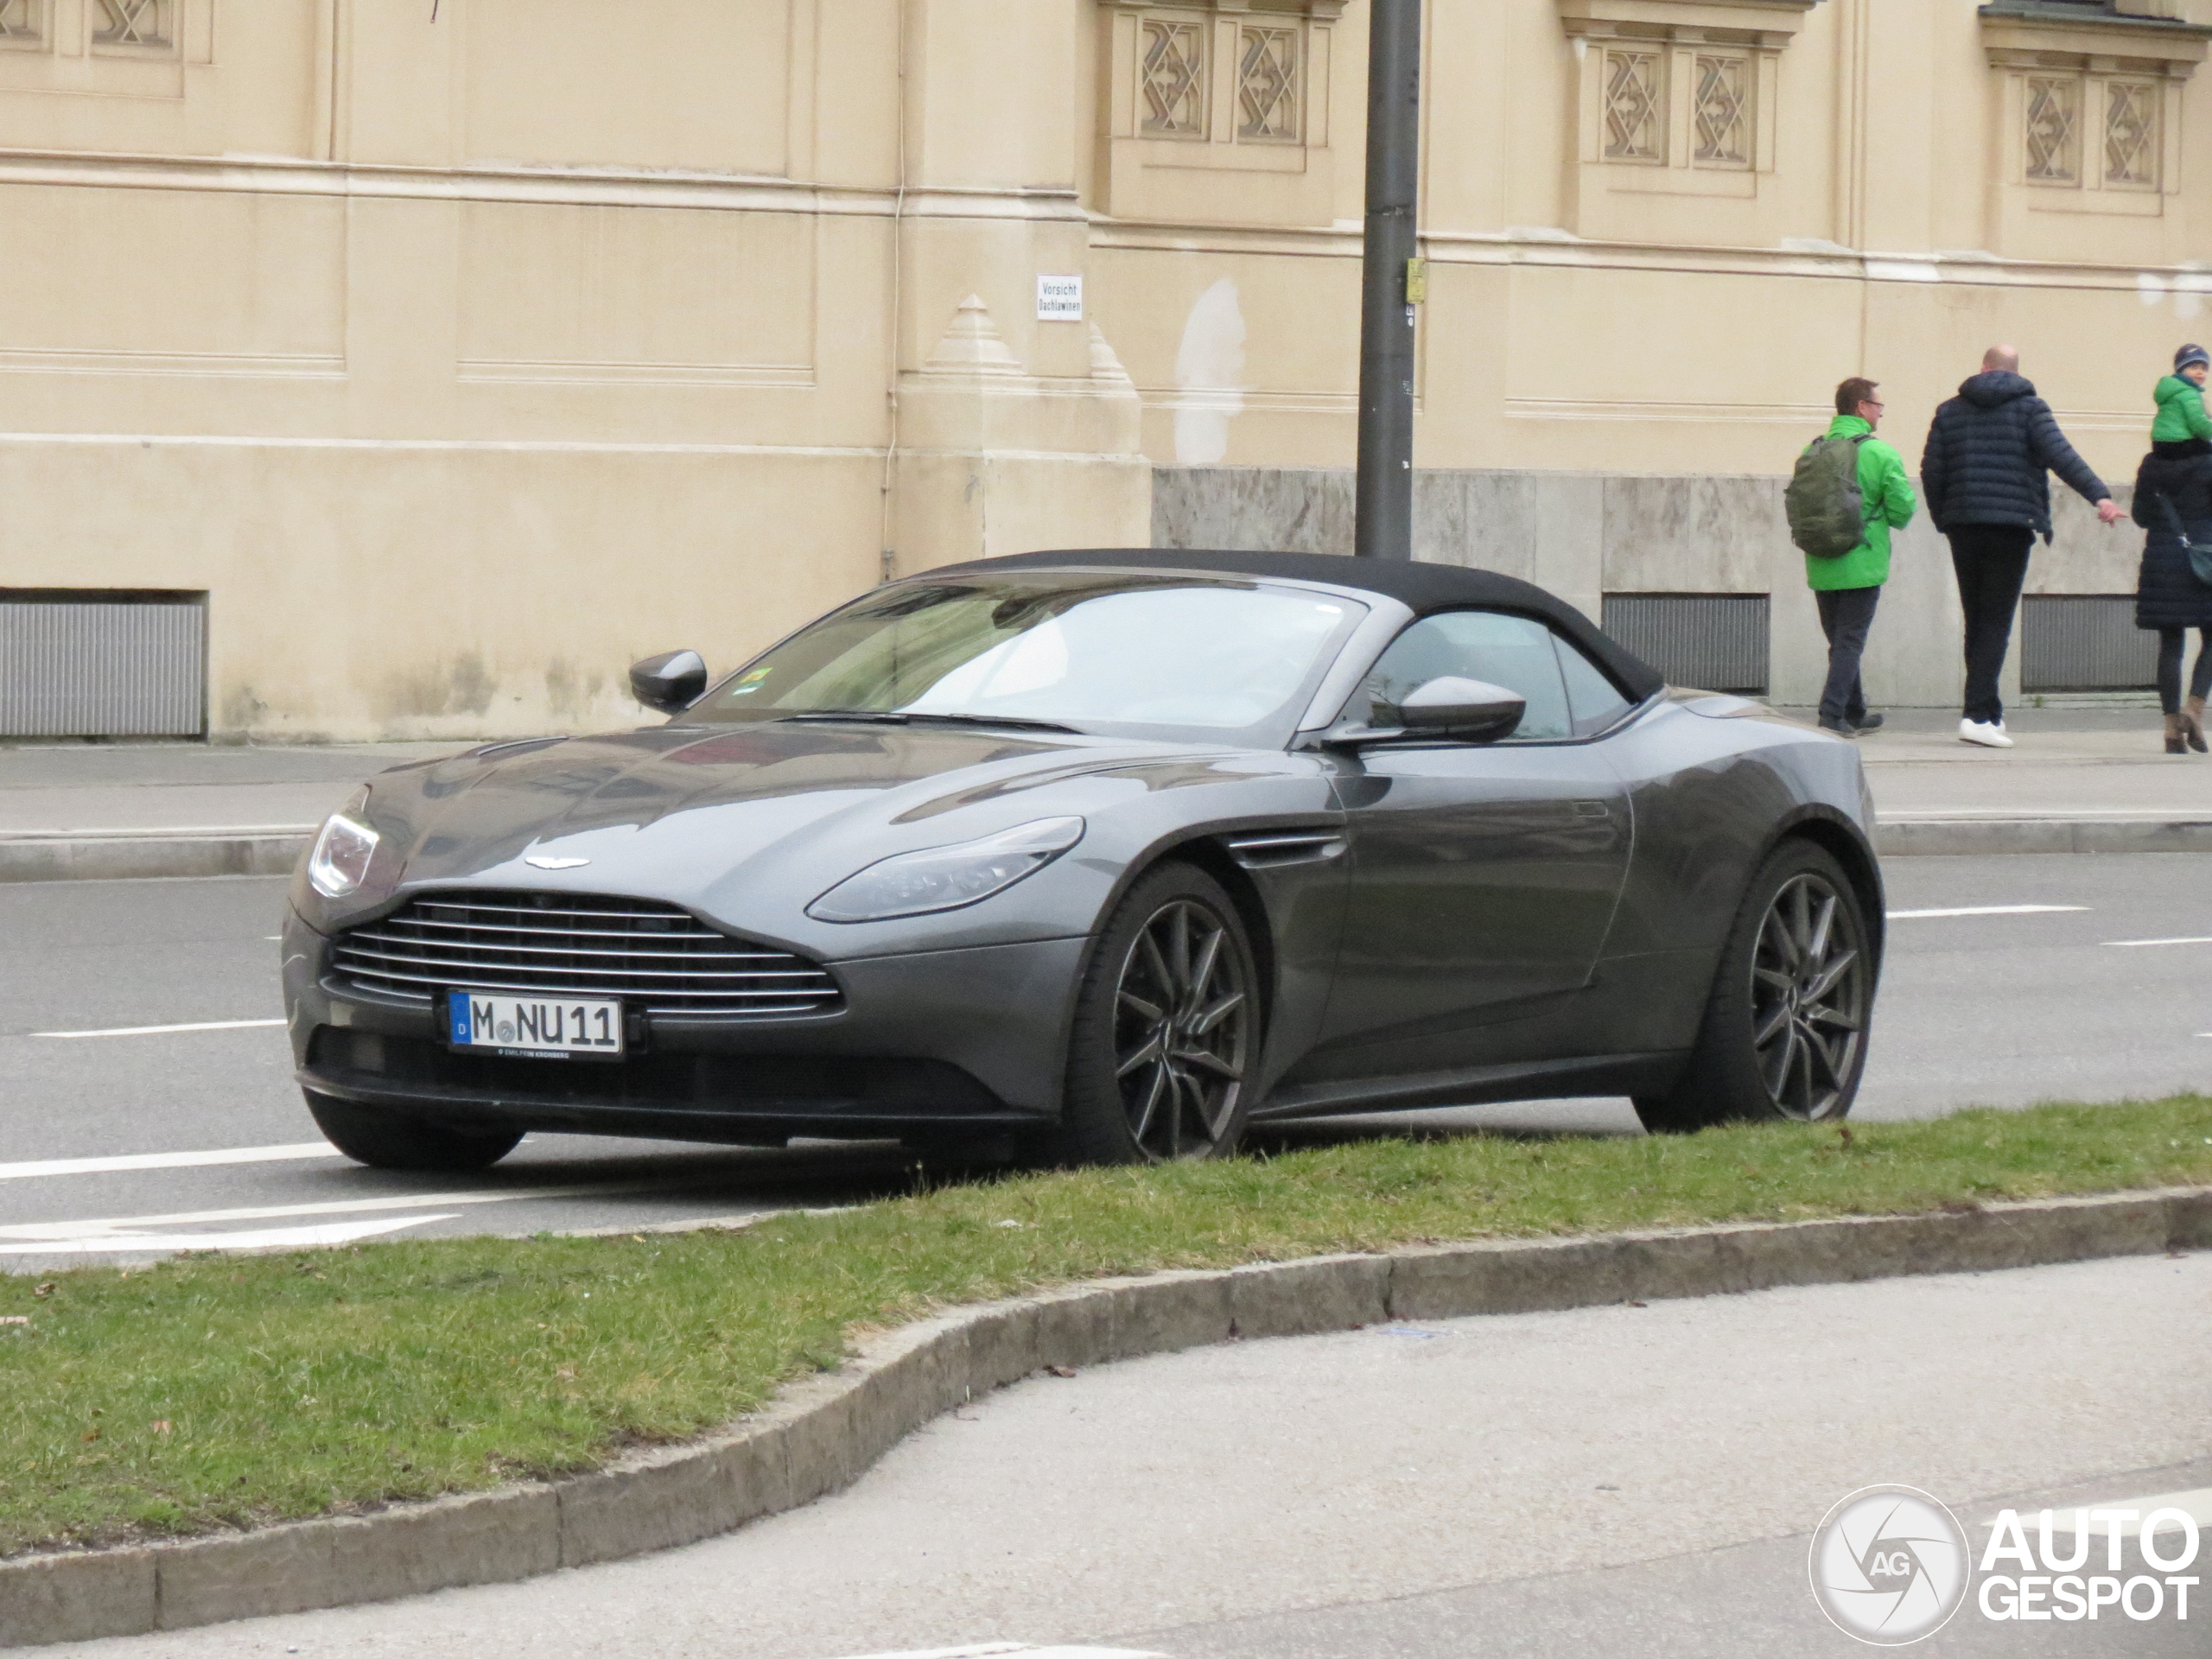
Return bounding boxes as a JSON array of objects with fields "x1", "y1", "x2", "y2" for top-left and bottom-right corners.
[{"x1": 1959, "y1": 718, "x2": 2014, "y2": 748}]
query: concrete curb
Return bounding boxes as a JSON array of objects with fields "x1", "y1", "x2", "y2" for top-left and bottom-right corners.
[
  {"x1": 1873, "y1": 817, "x2": 2212, "y2": 856},
  {"x1": 4, "y1": 1185, "x2": 2207, "y2": 1648},
  {"x1": 0, "y1": 818, "x2": 2204, "y2": 883},
  {"x1": 0, "y1": 832, "x2": 312, "y2": 884}
]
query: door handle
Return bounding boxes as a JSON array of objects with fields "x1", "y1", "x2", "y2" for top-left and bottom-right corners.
[{"x1": 1571, "y1": 799, "x2": 1613, "y2": 819}]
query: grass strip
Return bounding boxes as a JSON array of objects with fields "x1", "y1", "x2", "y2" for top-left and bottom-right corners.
[{"x1": 4, "y1": 1096, "x2": 2210, "y2": 1558}]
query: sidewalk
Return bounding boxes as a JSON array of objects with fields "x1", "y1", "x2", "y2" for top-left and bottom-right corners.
[
  {"x1": 1808, "y1": 704, "x2": 2212, "y2": 854},
  {"x1": 0, "y1": 741, "x2": 454, "y2": 880},
  {"x1": 0, "y1": 708, "x2": 2207, "y2": 880}
]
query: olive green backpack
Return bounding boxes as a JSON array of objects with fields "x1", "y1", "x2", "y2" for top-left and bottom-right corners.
[{"x1": 1785, "y1": 434, "x2": 1869, "y2": 560}]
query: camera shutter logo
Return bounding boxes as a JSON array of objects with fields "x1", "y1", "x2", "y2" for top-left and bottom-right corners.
[{"x1": 1809, "y1": 1485, "x2": 1972, "y2": 1644}]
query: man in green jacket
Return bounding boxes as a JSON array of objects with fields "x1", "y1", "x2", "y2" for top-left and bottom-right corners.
[{"x1": 1807, "y1": 377, "x2": 1918, "y2": 736}]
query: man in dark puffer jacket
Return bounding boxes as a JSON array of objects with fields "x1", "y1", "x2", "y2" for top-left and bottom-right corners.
[{"x1": 1921, "y1": 345, "x2": 2125, "y2": 747}]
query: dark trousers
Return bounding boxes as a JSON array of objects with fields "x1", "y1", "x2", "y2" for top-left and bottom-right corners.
[
  {"x1": 1815, "y1": 585, "x2": 1880, "y2": 726},
  {"x1": 1948, "y1": 524, "x2": 2036, "y2": 725},
  {"x1": 2156, "y1": 628, "x2": 2212, "y2": 715}
]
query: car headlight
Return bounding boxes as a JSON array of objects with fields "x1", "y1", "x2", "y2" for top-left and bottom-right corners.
[
  {"x1": 307, "y1": 789, "x2": 381, "y2": 899},
  {"x1": 807, "y1": 817, "x2": 1085, "y2": 923}
]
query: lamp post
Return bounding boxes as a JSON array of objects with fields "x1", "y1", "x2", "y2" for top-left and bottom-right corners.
[{"x1": 1353, "y1": 0, "x2": 1422, "y2": 561}]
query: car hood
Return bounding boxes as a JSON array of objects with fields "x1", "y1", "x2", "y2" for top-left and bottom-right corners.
[{"x1": 351, "y1": 721, "x2": 1239, "y2": 894}]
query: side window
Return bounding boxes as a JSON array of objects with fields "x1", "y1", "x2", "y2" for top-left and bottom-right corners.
[
  {"x1": 1554, "y1": 634, "x2": 1634, "y2": 736},
  {"x1": 1358, "y1": 611, "x2": 1573, "y2": 741}
]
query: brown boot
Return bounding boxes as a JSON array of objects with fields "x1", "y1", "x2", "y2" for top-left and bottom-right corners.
[
  {"x1": 2188, "y1": 695, "x2": 2209, "y2": 754},
  {"x1": 2166, "y1": 713, "x2": 2188, "y2": 755}
]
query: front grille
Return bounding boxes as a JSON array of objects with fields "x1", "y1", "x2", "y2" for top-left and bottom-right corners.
[{"x1": 331, "y1": 890, "x2": 842, "y2": 1019}]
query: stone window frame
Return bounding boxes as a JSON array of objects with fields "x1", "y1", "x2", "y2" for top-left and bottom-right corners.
[
  {"x1": 1601, "y1": 46, "x2": 1665, "y2": 162},
  {"x1": 0, "y1": 0, "x2": 207, "y2": 93},
  {"x1": 1982, "y1": 5, "x2": 2209, "y2": 211},
  {"x1": 2105, "y1": 78, "x2": 2158, "y2": 189},
  {"x1": 1560, "y1": 0, "x2": 1815, "y2": 196},
  {"x1": 1104, "y1": 2, "x2": 1342, "y2": 157},
  {"x1": 0, "y1": 0, "x2": 48, "y2": 52},
  {"x1": 1692, "y1": 51, "x2": 1752, "y2": 169},
  {"x1": 2010, "y1": 66, "x2": 2176, "y2": 194},
  {"x1": 1139, "y1": 14, "x2": 1210, "y2": 138},
  {"x1": 88, "y1": 0, "x2": 176, "y2": 56},
  {"x1": 1236, "y1": 21, "x2": 1301, "y2": 143}
]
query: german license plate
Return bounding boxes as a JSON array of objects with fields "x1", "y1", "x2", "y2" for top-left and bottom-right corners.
[{"x1": 446, "y1": 992, "x2": 625, "y2": 1060}]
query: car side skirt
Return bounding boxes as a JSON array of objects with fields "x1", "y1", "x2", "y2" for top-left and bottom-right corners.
[{"x1": 1251, "y1": 1051, "x2": 1688, "y2": 1121}]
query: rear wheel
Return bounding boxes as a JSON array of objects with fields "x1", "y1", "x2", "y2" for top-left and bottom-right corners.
[
  {"x1": 1046, "y1": 863, "x2": 1260, "y2": 1166},
  {"x1": 1633, "y1": 840, "x2": 1873, "y2": 1134},
  {"x1": 304, "y1": 1089, "x2": 524, "y2": 1172}
]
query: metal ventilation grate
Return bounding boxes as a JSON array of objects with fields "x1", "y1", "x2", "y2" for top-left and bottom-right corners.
[
  {"x1": 333, "y1": 891, "x2": 842, "y2": 1019},
  {"x1": 0, "y1": 590, "x2": 206, "y2": 738},
  {"x1": 2019, "y1": 595, "x2": 2158, "y2": 693},
  {"x1": 1601, "y1": 593, "x2": 1770, "y2": 695}
]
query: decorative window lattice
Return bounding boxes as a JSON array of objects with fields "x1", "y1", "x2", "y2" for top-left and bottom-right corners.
[
  {"x1": 2106, "y1": 81, "x2": 2158, "y2": 188},
  {"x1": 0, "y1": 0, "x2": 41, "y2": 41},
  {"x1": 1141, "y1": 18, "x2": 1208, "y2": 137},
  {"x1": 1693, "y1": 55, "x2": 1750, "y2": 167},
  {"x1": 1603, "y1": 50, "x2": 1664, "y2": 162},
  {"x1": 91, "y1": 0, "x2": 168, "y2": 46},
  {"x1": 2025, "y1": 76, "x2": 2079, "y2": 182},
  {"x1": 1237, "y1": 26, "x2": 1300, "y2": 142}
]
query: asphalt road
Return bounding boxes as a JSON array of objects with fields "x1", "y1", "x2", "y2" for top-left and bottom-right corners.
[
  {"x1": 3, "y1": 854, "x2": 2209, "y2": 1270},
  {"x1": 54, "y1": 1251, "x2": 2212, "y2": 1659}
]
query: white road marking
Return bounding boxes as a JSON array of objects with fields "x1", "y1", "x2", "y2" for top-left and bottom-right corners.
[
  {"x1": 0, "y1": 1143, "x2": 341, "y2": 1182},
  {"x1": 0, "y1": 1182, "x2": 656, "y2": 1242},
  {"x1": 1885, "y1": 905, "x2": 2088, "y2": 919},
  {"x1": 31, "y1": 1018, "x2": 286, "y2": 1039},
  {"x1": 2103, "y1": 937, "x2": 2212, "y2": 949},
  {"x1": 1981, "y1": 1486, "x2": 2212, "y2": 1535},
  {"x1": 0, "y1": 1216, "x2": 456, "y2": 1255},
  {"x1": 834, "y1": 1648, "x2": 1172, "y2": 1659}
]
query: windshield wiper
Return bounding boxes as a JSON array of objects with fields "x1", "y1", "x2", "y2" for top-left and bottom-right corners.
[{"x1": 775, "y1": 710, "x2": 1080, "y2": 734}]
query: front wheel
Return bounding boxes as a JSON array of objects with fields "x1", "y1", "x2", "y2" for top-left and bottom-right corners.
[
  {"x1": 1046, "y1": 863, "x2": 1261, "y2": 1166},
  {"x1": 304, "y1": 1089, "x2": 524, "y2": 1172},
  {"x1": 1634, "y1": 840, "x2": 1874, "y2": 1134}
]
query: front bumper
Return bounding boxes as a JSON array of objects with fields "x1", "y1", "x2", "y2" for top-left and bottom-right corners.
[{"x1": 281, "y1": 906, "x2": 1087, "y2": 1144}]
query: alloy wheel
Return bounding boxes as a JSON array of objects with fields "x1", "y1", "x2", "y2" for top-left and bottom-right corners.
[
  {"x1": 1749, "y1": 872, "x2": 1868, "y2": 1121},
  {"x1": 1111, "y1": 898, "x2": 1252, "y2": 1160}
]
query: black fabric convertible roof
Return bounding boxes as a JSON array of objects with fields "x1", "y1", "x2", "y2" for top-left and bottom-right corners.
[{"x1": 934, "y1": 547, "x2": 1666, "y2": 702}]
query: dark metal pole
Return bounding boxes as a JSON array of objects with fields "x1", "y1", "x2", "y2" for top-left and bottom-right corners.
[{"x1": 1354, "y1": 0, "x2": 1422, "y2": 560}]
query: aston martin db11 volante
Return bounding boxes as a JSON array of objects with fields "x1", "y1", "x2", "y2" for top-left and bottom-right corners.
[{"x1": 282, "y1": 550, "x2": 1882, "y2": 1170}]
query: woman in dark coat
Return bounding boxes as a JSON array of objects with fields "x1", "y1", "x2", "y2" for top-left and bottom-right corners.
[{"x1": 2130, "y1": 448, "x2": 2212, "y2": 753}]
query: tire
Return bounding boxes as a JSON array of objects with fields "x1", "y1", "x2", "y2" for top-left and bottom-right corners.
[
  {"x1": 1046, "y1": 862, "x2": 1262, "y2": 1166},
  {"x1": 1633, "y1": 839, "x2": 1875, "y2": 1134},
  {"x1": 304, "y1": 1089, "x2": 524, "y2": 1172}
]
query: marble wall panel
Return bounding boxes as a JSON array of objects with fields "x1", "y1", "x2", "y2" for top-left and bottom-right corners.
[{"x1": 1153, "y1": 466, "x2": 2145, "y2": 706}]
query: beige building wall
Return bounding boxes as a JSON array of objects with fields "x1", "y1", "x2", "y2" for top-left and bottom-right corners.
[{"x1": 0, "y1": 0, "x2": 2206, "y2": 738}]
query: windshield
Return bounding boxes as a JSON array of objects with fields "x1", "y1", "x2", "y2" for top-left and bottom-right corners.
[{"x1": 686, "y1": 573, "x2": 1367, "y2": 746}]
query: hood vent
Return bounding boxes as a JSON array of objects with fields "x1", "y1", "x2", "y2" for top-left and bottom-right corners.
[{"x1": 1223, "y1": 828, "x2": 1347, "y2": 869}]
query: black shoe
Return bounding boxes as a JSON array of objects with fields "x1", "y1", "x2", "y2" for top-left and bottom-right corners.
[
  {"x1": 1851, "y1": 712, "x2": 1885, "y2": 733},
  {"x1": 1818, "y1": 716, "x2": 1861, "y2": 739}
]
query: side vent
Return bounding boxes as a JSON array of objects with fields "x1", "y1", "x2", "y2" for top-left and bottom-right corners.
[{"x1": 1223, "y1": 829, "x2": 1348, "y2": 870}]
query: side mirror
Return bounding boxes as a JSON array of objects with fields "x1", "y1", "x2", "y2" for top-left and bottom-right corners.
[
  {"x1": 1397, "y1": 677, "x2": 1526, "y2": 743},
  {"x1": 630, "y1": 650, "x2": 708, "y2": 715}
]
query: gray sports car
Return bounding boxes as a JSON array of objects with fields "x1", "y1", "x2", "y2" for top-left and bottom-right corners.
[{"x1": 281, "y1": 550, "x2": 1881, "y2": 1171}]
